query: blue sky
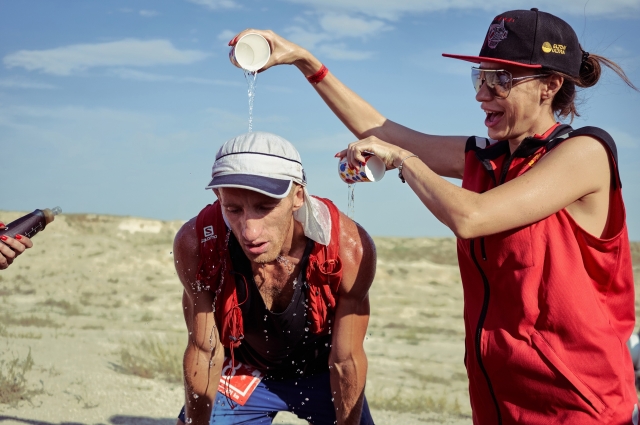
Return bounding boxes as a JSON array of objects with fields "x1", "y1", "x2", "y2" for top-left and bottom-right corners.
[{"x1": 1, "y1": 0, "x2": 639, "y2": 238}]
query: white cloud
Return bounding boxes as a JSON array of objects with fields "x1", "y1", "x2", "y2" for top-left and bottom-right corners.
[
  {"x1": 185, "y1": 0, "x2": 239, "y2": 10},
  {"x1": 108, "y1": 68, "x2": 242, "y2": 87},
  {"x1": 139, "y1": 9, "x2": 159, "y2": 17},
  {"x1": 284, "y1": 13, "x2": 382, "y2": 59},
  {"x1": 285, "y1": 26, "x2": 332, "y2": 50},
  {"x1": 319, "y1": 13, "x2": 391, "y2": 38},
  {"x1": 318, "y1": 43, "x2": 374, "y2": 61},
  {"x1": 280, "y1": 0, "x2": 640, "y2": 63},
  {"x1": 0, "y1": 77, "x2": 57, "y2": 89},
  {"x1": 3, "y1": 39, "x2": 209, "y2": 76},
  {"x1": 218, "y1": 30, "x2": 237, "y2": 41},
  {"x1": 283, "y1": 0, "x2": 640, "y2": 20}
]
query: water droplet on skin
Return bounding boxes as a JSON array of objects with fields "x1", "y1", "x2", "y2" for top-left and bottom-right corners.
[
  {"x1": 193, "y1": 393, "x2": 199, "y2": 399},
  {"x1": 304, "y1": 327, "x2": 309, "y2": 332},
  {"x1": 305, "y1": 397, "x2": 309, "y2": 401}
]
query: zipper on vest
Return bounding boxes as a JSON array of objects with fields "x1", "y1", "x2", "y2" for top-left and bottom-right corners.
[
  {"x1": 498, "y1": 154, "x2": 514, "y2": 185},
  {"x1": 470, "y1": 238, "x2": 502, "y2": 424},
  {"x1": 480, "y1": 237, "x2": 487, "y2": 261}
]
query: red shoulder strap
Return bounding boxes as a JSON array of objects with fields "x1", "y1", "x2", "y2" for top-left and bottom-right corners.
[
  {"x1": 195, "y1": 201, "x2": 244, "y2": 348},
  {"x1": 195, "y1": 203, "x2": 225, "y2": 286},
  {"x1": 306, "y1": 196, "x2": 343, "y2": 334}
]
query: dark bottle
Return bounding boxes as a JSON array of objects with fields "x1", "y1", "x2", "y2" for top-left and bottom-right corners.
[{"x1": 0, "y1": 207, "x2": 62, "y2": 239}]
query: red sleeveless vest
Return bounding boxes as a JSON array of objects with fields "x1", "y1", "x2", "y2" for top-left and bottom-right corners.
[
  {"x1": 194, "y1": 197, "x2": 343, "y2": 349},
  {"x1": 458, "y1": 124, "x2": 637, "y2": 425}
]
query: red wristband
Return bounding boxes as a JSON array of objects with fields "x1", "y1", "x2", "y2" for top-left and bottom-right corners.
[{"x1": 306, "y1": 64, "x2": 329, "y2": 84}]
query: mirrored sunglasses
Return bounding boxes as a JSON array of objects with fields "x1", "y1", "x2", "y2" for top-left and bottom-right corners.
[{"x1": 471, "y1": 67, "x2": 549, "y2": 99}]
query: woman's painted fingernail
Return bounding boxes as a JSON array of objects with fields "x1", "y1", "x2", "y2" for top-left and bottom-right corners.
[
  {"x1": 15, "y1": 235, "x2": 22, "y2": 240},
  {"x1": 1, "y1": 235, "x2": 7, "y2": 241},
  {"x1": 334, "y1": 153, "x2": 340, "y2": 158},
  {"x1": 228, "y1": 38, "x2": 234, "y2": 46},
  {"x1": 0, "y1": 222, "x2": 4, "y2": 227}
]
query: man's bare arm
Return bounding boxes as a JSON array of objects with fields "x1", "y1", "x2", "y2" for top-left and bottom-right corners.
[
  {"x1": 174, "y1": 218, "x2": 224, "y2": 425},
  {"x1": 329, "y1": 213, "x2": 376, "y2": 425}
]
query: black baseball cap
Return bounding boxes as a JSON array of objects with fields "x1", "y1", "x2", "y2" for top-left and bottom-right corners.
[{"x1": 443, "y1": 9, "x2": 583, "y2": 78}]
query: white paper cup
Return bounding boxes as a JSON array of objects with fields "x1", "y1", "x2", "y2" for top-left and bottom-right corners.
[
  {"x1": 229, "y1": 33, "x2": 271, "y2": 72},
  {"x1": 338, "y1": 155, "x2": 385, "y2": 183}
]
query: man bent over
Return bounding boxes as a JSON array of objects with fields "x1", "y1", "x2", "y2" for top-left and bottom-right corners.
[{"x1": 174, "y1": 132, "x2": 376, "y2": 425}]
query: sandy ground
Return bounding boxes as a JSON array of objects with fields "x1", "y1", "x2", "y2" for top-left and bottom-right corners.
[{"x1": 0, "y1": 210, "x2": 637, "y2": 425}]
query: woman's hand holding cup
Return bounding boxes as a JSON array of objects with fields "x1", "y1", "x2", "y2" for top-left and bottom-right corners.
[
  {"x1": 228, "y1": 29, "x2": 318, "y2": 74},
  {"x1": 335, "y1": 135, "x2": 415, "y2": 171}
]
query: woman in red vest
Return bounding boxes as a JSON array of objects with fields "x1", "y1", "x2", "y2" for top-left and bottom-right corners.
[{"x1": 231, "y1": 8, "x2": 638, "y2": 425}]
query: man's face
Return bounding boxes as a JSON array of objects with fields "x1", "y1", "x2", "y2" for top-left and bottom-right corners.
[{"x1": 215, "y1": 184, "x2": 304, "y2": 264}]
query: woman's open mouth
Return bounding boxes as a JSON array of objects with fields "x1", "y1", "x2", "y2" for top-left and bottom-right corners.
[{"x1": 484, "y1": 110, "x2": 504, "y2": 128}]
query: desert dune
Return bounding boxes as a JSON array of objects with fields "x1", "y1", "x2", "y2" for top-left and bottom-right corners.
[{"x1": 1, "y1": 210, "x2": 638, "y2": 425}]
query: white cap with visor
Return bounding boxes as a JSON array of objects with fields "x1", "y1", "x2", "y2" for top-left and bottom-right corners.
[{"x1": 206, "y1": 132, "x2": 331, "y2": 246}]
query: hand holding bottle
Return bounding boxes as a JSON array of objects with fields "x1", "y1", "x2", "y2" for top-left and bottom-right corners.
[
  {"x1": 0, "y1": 222, "x2": 32, "y2": 270},
  {"x1": 0, "y1": 207, "x2": 61, "y2": 270}
]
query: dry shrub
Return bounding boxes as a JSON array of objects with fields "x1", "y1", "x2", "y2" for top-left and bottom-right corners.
[
  {"x1": 116, "y1": 335, "x2": 183, "y2": 384},
  {"x1": 39, "y1": 298, "x2": 82, "y2": 316},
  {"x1": 367, "y1": 387, "x2": 464, "y2": 416},
  {"x1": 0, "y1": 349, "x2": 43, "y2": 406},
  {"x1": 0, "y1": 313, "x2": 62, "y2": 328},
  {"x1": 373, "y1": 237, "x2": 459, "y2": 266}
]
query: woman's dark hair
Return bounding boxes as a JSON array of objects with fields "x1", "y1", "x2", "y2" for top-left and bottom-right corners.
[{"x1": 547, "y1": 47, "x2": 638, "y2": 122}]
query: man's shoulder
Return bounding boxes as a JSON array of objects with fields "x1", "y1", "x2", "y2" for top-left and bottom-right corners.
[
  {"x1": 336, "y1": 211, "x2": 374, "y2": 253},
  {"x1": 174, "y1": 217, "x2": 199, "y2": 258},
  {"x1": 334, "y1": 211, "x2": 376, "y2": 297}
]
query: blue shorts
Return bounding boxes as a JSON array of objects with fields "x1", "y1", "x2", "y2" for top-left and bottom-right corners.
[{"x1": 178, "y1": 371, "x2": 374, "y2": 425}]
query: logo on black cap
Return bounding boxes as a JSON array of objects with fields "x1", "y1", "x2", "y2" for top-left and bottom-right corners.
[
  {"x1": 487, "y1": 20, "x2": 508, "y2": 49},
  {"x1": 542, "y1": 42, "x2": 567, "y2": 55}
]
